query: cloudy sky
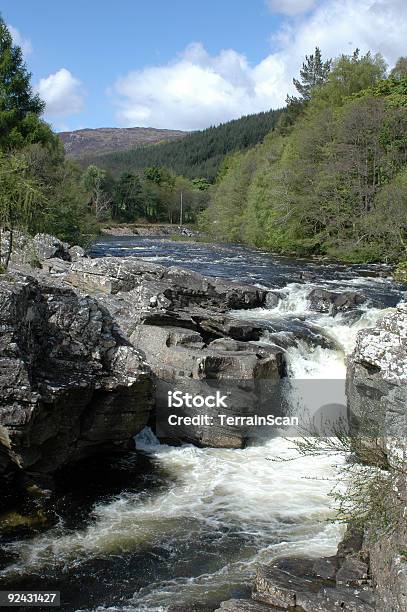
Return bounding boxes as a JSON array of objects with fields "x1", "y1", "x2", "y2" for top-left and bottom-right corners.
[{"x1": 3, "y1": 0, "x2": 407, "y2": 131}]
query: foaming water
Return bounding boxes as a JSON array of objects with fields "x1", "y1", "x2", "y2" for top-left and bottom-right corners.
[{"x1": 1, "y1": 237, "x2": 404, "y2": 612}]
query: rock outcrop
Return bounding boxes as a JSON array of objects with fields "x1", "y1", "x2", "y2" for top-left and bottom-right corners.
[
  {"x1": 0, "y1": 274, "x2": 153, "y2": 487},
  {"x1": 347, "y1": 303, "x2": 407, "y2": 611},
  {"x1": 0, "y1": 230, "x2": 72, "y2": 267},
  {"x1": 0, "y1": 232, "x2": 283, "y2": 489}
]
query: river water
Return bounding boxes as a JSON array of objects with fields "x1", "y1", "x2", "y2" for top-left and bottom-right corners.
[{"x1": 0, "y1": 237, "x2": 405, "y2": 611}]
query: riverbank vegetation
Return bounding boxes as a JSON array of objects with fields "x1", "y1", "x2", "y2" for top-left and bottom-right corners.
[{"x1": 201, "y1": 49, "x2": 407, "y2": 263}]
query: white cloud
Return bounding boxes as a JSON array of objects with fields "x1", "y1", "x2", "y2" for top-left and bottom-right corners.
[
  {"x1": 8, "y1": 24, "x2": 32, "y2": 56},
  {"x1": 266, "y1": 0, "x2": 317, "y2": 16},
  {"x1": 111, "y1": 0, "x2": 407, "y2": 130},
  {"x1": 36, "y1": 68, "x2": 85, "y2": 117}
]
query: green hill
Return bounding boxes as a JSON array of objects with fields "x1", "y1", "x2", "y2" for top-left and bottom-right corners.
[{"x1": 80, "y1": 109, "x2": 283, "y2": 181}]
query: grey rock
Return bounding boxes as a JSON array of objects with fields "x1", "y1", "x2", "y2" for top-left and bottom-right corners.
[
  {"x1": 31, "y1": 233, "x2": 71, "y2": 261},
  {"x1": 316, "y1": 585, "x2": 375, "y2": 611},
  {"x1": 297, "y1": 586, "x2": 375, "y2": 611},
  {"x1": 67, "y1": 257, "x2": 266, "y2": 311},
  {"x1": 68, "y1": 245, "x2": 86, "y2": 261},
  {"x1": 347, "y1": 304, "x2": 407, "y2": 610},
  {"x1": 265, "y1": 291, "x2": 280, "y2": 309},
  {"x1": 313, "y1": 556, "x2": 339, "y2": 580},
  {"x1": 0, "y1": 231, "x2": 71, "y2": 266},
  {"x1": 215, "y1": 600, "x2": 279, "y2": 611},
  {"x1": 308, "y1": 289, "x2": 366, "y2": 315},
  {"x1": 0, "y1": 275, "x2": 153, "y2": 482},
  {"x1": 336, "y1": 558, "x2": 369, "y2": 586},
  {"x1": 131, "y1": 324, "x2": 284, "y2": 448},
  {"x1": 253, "y1": 564, "x2": 315, "y2": 608},
  {"x1": 198, "y1": 316, "x2": 263, "y2": 342}
]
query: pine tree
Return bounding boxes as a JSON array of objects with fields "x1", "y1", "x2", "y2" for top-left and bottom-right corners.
[
  {"x1": 290, "y1": 47, "x2": 331, "y2": 102},
  {"x1": 0, "y1": 16, "x2": 52, "y2": 149}
]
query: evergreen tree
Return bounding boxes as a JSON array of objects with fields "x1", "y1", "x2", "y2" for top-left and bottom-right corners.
[
  {"x1": 113, "y1": 172, "x2": 143, "y2": 221},
  {"x1": 291, "y1": 47, "x2": 331, "y2": 102},
  {"x1": 0, "y1": 16, "x2": 53, "y2": 150}
]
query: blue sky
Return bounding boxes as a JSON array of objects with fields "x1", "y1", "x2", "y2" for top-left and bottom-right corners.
[{"x1": 2, "y1": 1, "x2": 406, "y2": 132}]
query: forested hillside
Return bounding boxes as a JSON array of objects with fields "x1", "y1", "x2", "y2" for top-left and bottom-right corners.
[
  {"x1": 81, "y1": 110, "x2": 283, "y2": 181},
  {"x1": 201, "y1": 51, "x2": 407, "y2": 263}
]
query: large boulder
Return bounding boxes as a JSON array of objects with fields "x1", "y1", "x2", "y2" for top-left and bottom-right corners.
[
  {"x1": 0, "y1": 231, "x2": 72, "y2": 266},
  {"x1": 308, "y1": 288, "x2": 366, "y2": 315},
  {"x1": 131, "y1": 324, "x2": 285, "y2": 448},
  {"x1": 0, "y1": 275, "x2": 153, "y2": 485}
]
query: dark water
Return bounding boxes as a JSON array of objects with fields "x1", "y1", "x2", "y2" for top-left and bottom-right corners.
[{"x1": 0, "y1": 237, "x2": 405, "y2": 612}]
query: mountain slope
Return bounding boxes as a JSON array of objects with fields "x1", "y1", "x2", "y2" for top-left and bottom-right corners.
[
  {"x1": 59, "y1": 127, "x2": 187, "y2": 157},
  {"x1": 79, "y1": 109, "x2": 283, "y2": 181}
]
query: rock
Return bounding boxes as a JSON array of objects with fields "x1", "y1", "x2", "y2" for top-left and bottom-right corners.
[
  {"x1": 0, "y1": 275, "x2": 153, "y2": 484},
  {"x1": 336, "y1": 558, "x2": 369, "y2": 586},
  {"x1": 0, "y1": 231, "x2": 71, "y2": 267},
  {"x1": 131, "y1": 324, "x2": 285, "y2": 448},
  {"x1": 296, "y1": 586, "x2": 375, "y2": 611},
  {"x1": 316, "y1": 585, "x2": 375, "y2": 611},
  {"x1": 312, "y1": 557, "x2": 339, "y2": 580},
  {"x1": 215, "y1": 600, "x2": 279, "y2": 611},
  {"x1": 253, "y1": 564, "x2": 315, "y2": 608},
  {"x1": 198, "y1": 316, "x2": 263, "y2": 342},
  {"x1": 67, "y1": 258, "x2": 266, "y2": 311},
  {"x1": 265, "y1": 291, "x2": 280, "y2": 309},
  {"x1": 336, "y1": 525, "x2": 364, "y2": 559},
  {"x1": 67, "y1": 256, "x2": 165, "y2": 294},
  {"x1": 31, "y1": 233, "x2": 71, "y2": 261},
  {"x1": 68, "y1": 245, "x2": 86, "y2": 261},
  {"x1": 308, "y1": 289, "x2": 366, "y2": 315},
  {"x1": 347, "y1": 304, "x2": 407, "y2": 611}
]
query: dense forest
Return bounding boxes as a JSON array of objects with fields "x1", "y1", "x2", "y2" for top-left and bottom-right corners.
[
  {"x1": 81, "y1": 109, "x2": 283, "y2": 181},
  {"x1": 201, "y1": 50, "x2": 407, "y2": 263}
]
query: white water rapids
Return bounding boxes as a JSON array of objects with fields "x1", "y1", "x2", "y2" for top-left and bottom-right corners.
[{"x1": 0, "y1": 278, "x2": 397, "y2": 611}]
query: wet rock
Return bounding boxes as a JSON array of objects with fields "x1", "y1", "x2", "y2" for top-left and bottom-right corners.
[
  {"x1": 198, "y1": 316, "x2": 263, "y2": 342},
  {"x1": 308, "y1": 289, "x2": 366, "y2": 315},
  {"x1": 131, "y1": 324, "x2": 285, "y2": 448},
  {"x1": 335, "y1": 558, "x2": 369, "y2": 586},
  {"x1": 215, "y1": 599, "x2": 279, "y2": 611},
  {"x1": 265, "y1": 291, "x2": 280, "y2": 309},
  {"x1": 296, "y1": 585, "x2": 375, "y2": 611},
  {"x1": 313, "y1": 556, "x2": 339, "y2": 580},
  {"x1": 253, "y1": 564, "x2": 315, "y2": 608},
  {"x1": 337, "y1": 525, "x2": 364, "y2": 559}
]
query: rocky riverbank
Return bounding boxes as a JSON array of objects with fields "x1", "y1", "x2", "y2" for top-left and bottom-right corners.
[
  {"x1": 1, "y1": 231, "x2": 406, "y2": 610},
  {"x1": 0, "y1": 231, "x2": 281, "y2": 493},
  {"x1": 101, "y1": 223, "x2": 197, "y2": 237}
]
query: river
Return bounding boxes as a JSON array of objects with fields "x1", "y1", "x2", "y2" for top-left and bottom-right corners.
[{"x1": 0, "y1": 237, "x2": 405, "y2": 611}]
